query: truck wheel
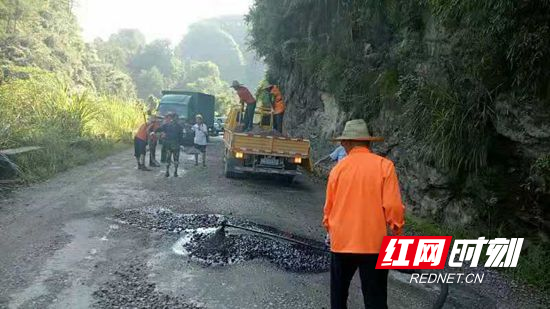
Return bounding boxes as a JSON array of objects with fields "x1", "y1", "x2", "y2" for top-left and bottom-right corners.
[
  {"x1": 282, "y1": 175, "x2": 295, "y2": 185},
  {"x1": 224, "y1": 157, "x2": 237, "y2": 178}
]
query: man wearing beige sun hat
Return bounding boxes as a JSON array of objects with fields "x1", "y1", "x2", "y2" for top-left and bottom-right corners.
[{"x1": 323, "y1": 119, "x2": 405, "y2": 309}]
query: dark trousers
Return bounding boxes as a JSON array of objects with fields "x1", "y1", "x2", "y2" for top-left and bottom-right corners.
[
  {"x1": 165, "y1": 144, "x2": 180, "y2": 169},
  {"x1": 149, "y1": 139, "x2": 157, "y2": 163},
  {"x1": 243, "y1": 102, "x2": 256, "y2": 131},
  {"x1": 160, "y1": 143, "x2": 166, "y2": 163},
  {"x1": 331, "y1": 253, "x2": 388, "y2": 309},
  {"x1": 273, "y1": 112, "x2": 284, "y2": 133},
  {"x1": 134, "y1": 137, "x2": 146, "y2": 158}
]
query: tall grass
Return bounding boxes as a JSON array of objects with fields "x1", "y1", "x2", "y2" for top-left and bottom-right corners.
[
  {"x1": 0, "y1": 67, "x2": 143, "y2": 181},
  {"x1": 399, "y1": 74, "x2": 494, "y2": 175}
]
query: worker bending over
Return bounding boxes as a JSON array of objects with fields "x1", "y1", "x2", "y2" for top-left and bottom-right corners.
[
  {"x1": 134, "y1": 120, "x2": 153, "y2": 171},
  {"x1": 315, "y1": 144, "x2": 347, "y2": 166},
  {"x1": 231, "y1": 80, "x2": 256, "y2": 131},
  {"x1": 323, "y1": 119, "x2": 405, "y2": 309}
]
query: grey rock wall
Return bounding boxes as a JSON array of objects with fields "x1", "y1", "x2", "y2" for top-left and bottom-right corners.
[{"x1": 277, "y1": 65, "x2": 549, "y2": 237}]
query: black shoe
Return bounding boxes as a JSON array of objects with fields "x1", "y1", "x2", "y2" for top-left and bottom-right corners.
[
  {"x1": 141, "y1": 166, "x2": 151, "y2": 171},
  {"x1": 174, "y1": 172, "x2": 178, "y2": 177},
  {"x1": 149, "y1": 162, "x2": 160, "y2": 167},
  {"x1": 165, "y1": 171, "x2": 169, "y2": 177}
]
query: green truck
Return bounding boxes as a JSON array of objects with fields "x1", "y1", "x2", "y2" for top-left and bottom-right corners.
[{"x1": 158, "y1": 91, "x2": 215, "y2": 130}]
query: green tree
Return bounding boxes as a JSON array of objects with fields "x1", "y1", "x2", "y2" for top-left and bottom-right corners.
[
  {"x1": 176, "y1": 20, "x2": 246, "y2": 84},
  {"x1": 185, "y1": 61, "x2": 220, "y2": 83},
  {"x1": 184, "y1": 61, "x2": 237, "y2": 114},
  {"x1": 130, "y1": 39, "x2": 174, "y2": 77},
  {"x1": 93, "y1": 29, "x2": 146, "y2": 72},
  {"x1": 108, "y1": 29, "x2": 145, "y2": 56},
  {"x1": 135, "y1": 66, "x2": 164, "y2": 99}
]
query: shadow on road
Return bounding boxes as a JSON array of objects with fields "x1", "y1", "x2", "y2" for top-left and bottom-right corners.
[{"x1": 227, "y1": 173, "x2": 314, "y2": 192}]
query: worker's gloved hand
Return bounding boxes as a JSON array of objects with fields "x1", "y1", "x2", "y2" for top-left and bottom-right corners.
[{"x1": 324, "y1": 233, "x2": 330, "y2": 248}]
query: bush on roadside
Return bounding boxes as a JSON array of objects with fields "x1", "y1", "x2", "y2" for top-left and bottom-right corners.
[{"x1": 0, "y1": 67, "x2": 144, "y2": 181}]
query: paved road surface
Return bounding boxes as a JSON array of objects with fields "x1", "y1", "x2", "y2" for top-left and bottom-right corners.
[{"x1": 0, "y1": 137, "x2": 544, "y2": 308}]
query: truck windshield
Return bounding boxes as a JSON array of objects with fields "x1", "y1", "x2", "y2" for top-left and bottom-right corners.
[
  {"x1": 158, "y1": 94, "x2": 191, "y2": 118},
  {"x1": 158, "y1": 103, "x2": 187, "y2": 117}
]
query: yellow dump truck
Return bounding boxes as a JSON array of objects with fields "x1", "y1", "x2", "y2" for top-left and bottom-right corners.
[{"x1": 223, "y1": 106, "x2": 312, "y2": 182}]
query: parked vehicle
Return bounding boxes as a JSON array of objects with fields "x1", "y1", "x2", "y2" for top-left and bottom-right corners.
[
  {"x1": 158, "y1": 91, "x2": 215, "y2": 130},
  {"x1": 213, "y1": 117, "x2": 226, "y2": 135},
  {"x1": 222, "y1": 106, "x2": 312, "y2": 183}
]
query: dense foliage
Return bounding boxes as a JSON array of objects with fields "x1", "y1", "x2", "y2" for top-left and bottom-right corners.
[
  {"x1": 247, "y1": 0, "x2": 550, "y2": 288},
  {"x1": 0, "y1": 2, "x2": 263, "y2": 180},
  {"x1": 247, "y1": 0, "x2": 550, "y2": 175},
  {"x1": 87, "y1": 15, "x2": 266, "y2": 113},
  {"x1": 176, "y1": 16, "x2": 265, "y2": 88},
  {"x1": 0, "y1": 0, "x2": 142, "y2": 180},
  {"x1": 91, "y1": 26, "x2": 242, "y2": 114}
]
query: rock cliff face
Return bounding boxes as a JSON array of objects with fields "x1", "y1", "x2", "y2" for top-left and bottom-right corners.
[
  {"x1": 247, "y1": 0, "x2": 550, "y2": 240},
  {"x1": 281, "y1": 64, "x2": 549, "y2": 237}
]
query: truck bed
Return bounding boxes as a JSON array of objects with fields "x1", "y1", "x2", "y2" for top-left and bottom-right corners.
[{"x1": 224, "y1": 129, "x2": 310, "y2": 158}]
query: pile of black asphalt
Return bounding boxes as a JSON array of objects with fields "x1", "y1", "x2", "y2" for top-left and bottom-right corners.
[{"x1": 114, "y1": 208, "x2": 330, "y2": 273}]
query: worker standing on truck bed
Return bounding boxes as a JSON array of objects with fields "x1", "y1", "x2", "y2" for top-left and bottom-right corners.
[
  {"x1": 323, "y1": 119, "x2": 405, "y2": 309},
  {"x1": 155, "y1": 113, "x2": 183, "y2": 177},
  {"x1": 231, "y1": 80, "x2": 256, "y2": 132},
  {"x1": 265, "y1": 84, "x2": 286, "y2": 133}
]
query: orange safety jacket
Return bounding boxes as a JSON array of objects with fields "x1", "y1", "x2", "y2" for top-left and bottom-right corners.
[
  {"x1": 323, "y1": 147, "x2": 405, "y2": 254},
  {"x1": 135, "y1": 123, "x2": 150, "y2": 141},
  {"x1": 149, "y1": 121, "x2": 161, "y2": 143},
  {"x1": 270, "y1": 85, "x2": 285, "y2": 115}
]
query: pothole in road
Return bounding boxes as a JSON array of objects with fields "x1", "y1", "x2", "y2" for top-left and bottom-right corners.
[{"x1": 114, "y1": 208, "x2": 329, "y2": 273}]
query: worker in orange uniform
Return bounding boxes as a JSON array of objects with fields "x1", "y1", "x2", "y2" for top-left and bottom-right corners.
[
  {"x1": 231, "y1": 80, "x2": 256, "y2": 131},
  {"x1": 323, "y1": 119, "x2": 405, "y2": 309},
  {"x1": 265, "y1": 84, "x2": 286, "y2": 133},
  {"x1": 134, "y1": 120, "x2": 153, "y2": 171}
]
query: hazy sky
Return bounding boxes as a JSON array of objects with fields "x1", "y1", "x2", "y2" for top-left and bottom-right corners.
[{"x1": 74, "y1": 0, "x2": 254, "y2": 43}]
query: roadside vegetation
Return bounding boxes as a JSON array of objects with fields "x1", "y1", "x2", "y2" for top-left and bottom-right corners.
[
  {"x1": 0, "y1": 66, "x2": 143, "y2": 181},
  {"x1": 0, "y1": 1, "x2": 263, "y2": 183},
  {"x1": 0, "y1": 1, "x2": 140, "y2": 182}
]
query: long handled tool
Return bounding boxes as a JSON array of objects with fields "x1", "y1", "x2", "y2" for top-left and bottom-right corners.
[
  {"x1": 210, "y1": 220, "x2": 329, "y2": 253},
  {"x1": 208, "y1": 220, "x2": 447, "y2": 309}
]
